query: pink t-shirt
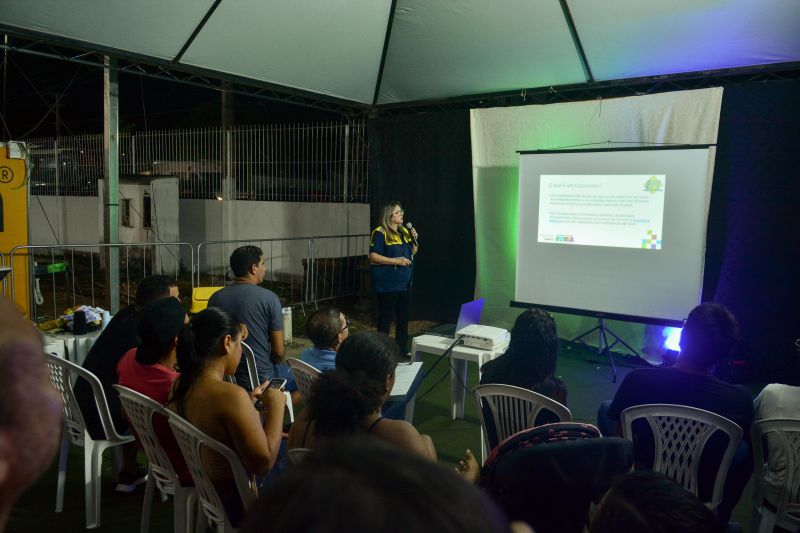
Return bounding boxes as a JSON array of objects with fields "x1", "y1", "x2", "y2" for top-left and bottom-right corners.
[
  {"x1": 117, "y1": 348, "x2": 191, "y2": 485},
  {"x1": 117, "y1": 348, "x2": 178, "y2": 404}
]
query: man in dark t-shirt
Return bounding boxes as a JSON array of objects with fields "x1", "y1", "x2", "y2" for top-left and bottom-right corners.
[
  {"x1": 606, "y1": 367, "x2": 753, "y2": 433},
  {"x1": 73, "y1": 275, "x2": 178, "y2": 491},
  {"x1": 601, "y1": 302, "x2": 752, "y2": 523}
]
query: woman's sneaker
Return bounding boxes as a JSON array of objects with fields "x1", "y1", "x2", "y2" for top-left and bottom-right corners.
[{"x1": 115, "y1": 467, "x2": 148, "y2": 493}]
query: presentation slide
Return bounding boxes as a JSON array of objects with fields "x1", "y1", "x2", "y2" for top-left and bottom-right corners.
[
  {"x1": 515, "y1": 147, "x2": 714, "y2": 324},
  {"x1": 538, "y1": 174, "x2": 665, "y2": 249}
]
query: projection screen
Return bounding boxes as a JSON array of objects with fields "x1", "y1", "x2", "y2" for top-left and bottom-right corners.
[{"x1": 514, "y1": 146, "x2": 715, "y2": 326}]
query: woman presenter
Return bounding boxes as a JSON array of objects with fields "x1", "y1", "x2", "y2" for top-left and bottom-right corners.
[{"x1": 369, "y1": 201, "x2": 418, "y2": 354}]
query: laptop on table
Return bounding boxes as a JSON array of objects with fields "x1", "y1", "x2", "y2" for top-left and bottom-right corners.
[{"x1": 426, "y1": 298, "x2": 485, "y2": 338}]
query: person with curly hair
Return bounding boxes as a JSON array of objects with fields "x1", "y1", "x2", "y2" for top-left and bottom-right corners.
[{"x1": 287, "y1": 331, "x2": 435, "y2": 460}]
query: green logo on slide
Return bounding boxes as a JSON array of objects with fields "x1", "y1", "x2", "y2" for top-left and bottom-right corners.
[{"x1": 643, "y1": 176, "x2": 663, "y2": 193}]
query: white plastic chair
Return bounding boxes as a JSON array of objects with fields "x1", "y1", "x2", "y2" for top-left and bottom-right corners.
[
  {"x1": 242, "y1": 341, "x2": 294, "y2": 422},
  {"x1": 166, "y1": 410, "x2": 257, "y2": 533},
  {"x1": 44, "y1": 353, "x2": 136, "y2": 529},
  {"x1": 287, "y1": 358, "x2": 321, "y2": 402},
  {"x1": 620, "y1": 403, "x2": 743, "y2": 511},
  {"x1": 113, "y1": 385, "x2": 202, "y2": 533},
  {"x1": 286, "y1": 447, "x2": 313, "y2": 466},
  {"x1": 472, "y1": 383, "x2": 572, "y2": 463},
  {"x1": 750, "y1": 418, "x2": 800, "y2": 532}
]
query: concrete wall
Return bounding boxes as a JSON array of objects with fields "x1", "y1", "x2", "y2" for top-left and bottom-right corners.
[
  {"x1": 147, "y1": 178, "x2": 181, "y2": 274},
  {"x1": 28, "y1": 196, "x2": 369, "y2": 281},
  {"x1": 29, "y1": 195, "x2": 102, "y2": 245},
  {"x1": 181, "y1": 200, "x2": 370, "y2": 278},
  {"x1": 30, "y1": 179, "x2": 182, "y2": 273}
]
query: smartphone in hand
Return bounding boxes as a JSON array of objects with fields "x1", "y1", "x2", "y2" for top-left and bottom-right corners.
[{"x1": 267, "y1": 378, "x2": 287, "y2": 390}]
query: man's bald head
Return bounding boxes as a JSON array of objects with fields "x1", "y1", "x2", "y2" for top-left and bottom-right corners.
[{"x1": 0, "y1": 296, "x2": 63, "y2": 529}]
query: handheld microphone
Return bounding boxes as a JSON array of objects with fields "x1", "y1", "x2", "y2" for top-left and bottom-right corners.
[{"x1": 405, "y1": 222, "x2": 418, "y2": 247}]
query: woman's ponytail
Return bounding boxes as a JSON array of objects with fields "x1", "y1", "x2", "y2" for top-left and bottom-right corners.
[{"x1": 170, "y1": 307, "x2": 240, "y2": 414}]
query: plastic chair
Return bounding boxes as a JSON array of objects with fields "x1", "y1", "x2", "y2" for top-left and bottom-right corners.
[
  {"x1": 286, "y1": 447, "x2": 313, "y2": 466},
  {"x1": 472, "y1": 383, "x2": 571, "y2": 463},
  {"x1": 287, "y1": 358, "x2": 321, "y2": 402},
  {"x1": 242, "y1": 341, "x2": 294, "y2": 422},
  {"x1": 620, "y1": 403, "x2": 743, "y2": 511},
  {"x1": 44, "y1": 353, "x2": 136, "y2": 529},
  {"x1": 750, "y1": 418, "x2": 800, "y2": 532},
  {"x1": 113, "y1": 385, "x2": 202, "y2": 533},
  {"x1": 166, "y1": 410, "x2": 257, "y2": 533},
  {"x1": 240, "y1": 341, "x2": 259, "y2": 390},
  {"x1": 479, "y1": 423, "x2": 633, "y2": 532}
]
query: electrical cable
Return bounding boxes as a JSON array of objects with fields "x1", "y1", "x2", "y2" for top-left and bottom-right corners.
[
  {"x1": 33, "y1": 194, "x2": 88, "y2": 302},
  {"x1": 0, "y1": 110, "x2": 11, "y2": 140},
  {"x1": 447, "y1": 345, "x2": 471, "y2": 393},
  {"x1": 414, "y1": 338, "x2": 465, "y2": 402},
  {"x1": 119, "y1": 188, "x2": 180, "y2": 264},
  {"x1": 12, "y1": 57, "x2": 80, "y2": 138},
  {"x1": 34, "y1": 195, "x2": 61, "y2": 245},
  {"x1": 414, "y1": 370, "x2": 450, "y2": 402}
]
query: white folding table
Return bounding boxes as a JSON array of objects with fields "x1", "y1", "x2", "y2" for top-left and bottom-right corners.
[
  {"x1": 42, "y1": 330, "x2": 102, "y2": 366},
  {"x1": 411, "y1": 334, "x2": 507, "y2": 420}
]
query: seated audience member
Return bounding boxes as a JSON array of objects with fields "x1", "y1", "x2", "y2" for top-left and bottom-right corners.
[
  {"x1": 74, "y1": 274, "x2": 178, "y2": 492},
  {"x1": 298, "y1": 307, "x2": 349, "y2": 371},
  {"x1": 753, "y1": 343, "x2": 800, "y2": 506},
  {"x1": 0, "y1": 296, "x2": 63, "y2": 532},
  {"x1": 477, "y1": 423, "x2": 633, "y2": 533},
  {"x1": 116, "y1": 297, "x2": 189, "y2": 484},
  {"x1": 168, "y1": 307, "x2": 286, "y2": 526},
  {"x1": 208, "y1": 245, "x2": 299, "y2": 403},
  {"x1": 117, "y1": 296, "x2": 186, "y2": 403},
  {"x1": 479, "y1": 308, "x2": 566, "y2": 447},
  {"x1": 480, "y1": 307, "x2": 566, "y2": 403},
  {"x1": 287, "y1": 331, "x2": 437, "y2": 460},
  {"x1": 599, "y1": 301, "x2": 752, "y2": 523},
  {"x1": 589, "y1": 471, "x2": 724, "y2": 533},
  {"x1": 243, "y1": 438, "x2": 530, "y2": 533}
]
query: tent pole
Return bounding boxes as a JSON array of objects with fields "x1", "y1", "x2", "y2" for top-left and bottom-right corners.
[{"x1": 103, "y1": 56, "x2": 120, "y2": 313}]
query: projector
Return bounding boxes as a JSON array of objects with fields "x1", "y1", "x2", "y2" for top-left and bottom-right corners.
[{"x1": 456, "y1": 324, "x2": 510, "y2": 351}]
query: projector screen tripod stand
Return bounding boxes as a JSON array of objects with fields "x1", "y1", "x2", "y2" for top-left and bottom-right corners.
[{"x1": 570, "y1": 317, "x2": 642, "y2": 383}]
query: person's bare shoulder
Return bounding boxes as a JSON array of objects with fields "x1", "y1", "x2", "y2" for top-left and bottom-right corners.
[
  {"x1": 372, "y1": 418, "x2": 431, "y2": 457},
  {"x1": 199, "y1": 379, "x2": 252, "y2": 417}
]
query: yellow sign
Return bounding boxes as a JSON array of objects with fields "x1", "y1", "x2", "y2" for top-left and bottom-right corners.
[{"x1": 0, "y1": 142, "x2": 30, "y2": 318}]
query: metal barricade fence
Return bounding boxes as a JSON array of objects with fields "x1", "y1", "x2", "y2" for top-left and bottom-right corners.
[
  {"x1": 8, "y1": 243, "x2": 194, "y2": 322},
  {"x1": 0, "y1": 251, "x2": 6, "y2": 294},
  {"x1": 7, "y1": 235, "x2": 370, "y2": 323},
  {"x1": 307, "y1": 235, "x2": 371, "y2": 304},
  {"x1": 197, "y1": 234, "x2": 370, "y2": 308},
  {"x1": 197, "y1": 237, "x2": 312, "y2": 307}
]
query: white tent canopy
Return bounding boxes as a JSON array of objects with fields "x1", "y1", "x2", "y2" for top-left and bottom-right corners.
[{"x1": 2, "y1": 0, "x2": 799, "y2": 107}]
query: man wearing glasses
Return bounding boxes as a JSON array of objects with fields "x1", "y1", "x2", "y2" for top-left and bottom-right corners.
[{"x1": 298, "y1": 307, "x2": 350, "y2": 372}]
